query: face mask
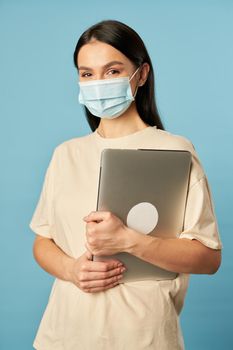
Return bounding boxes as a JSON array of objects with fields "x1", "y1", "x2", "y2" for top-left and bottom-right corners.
[{"x1": 78, "y1": 67, "x2": 141, "y2": 119}]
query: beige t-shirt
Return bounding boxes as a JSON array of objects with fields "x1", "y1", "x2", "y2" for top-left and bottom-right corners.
[{"x1": 29, "y1": 126, "x2": 222, "y2": 350}]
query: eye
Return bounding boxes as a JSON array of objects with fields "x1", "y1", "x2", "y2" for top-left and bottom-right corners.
[
  {"x1": 107, "y1": 69, "x2": 120, "y2": 75},
  {"x1": 80, "y1": 72, "x2": 92, "y2": 78}
]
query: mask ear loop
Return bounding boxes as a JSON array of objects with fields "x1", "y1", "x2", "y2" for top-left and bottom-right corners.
[
  {"x1": 129, "y1": 66, "x2": 141, "y2": 82},
  {"x1": 129, "y1": 66, "x2": 141, "y2": 98}
]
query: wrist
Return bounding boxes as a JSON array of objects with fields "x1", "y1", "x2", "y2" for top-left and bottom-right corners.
[
  {"x1": 124, "y1": 227, "x2": 160, "y2": 259},
  {"x1": 62, "y1": 255, "x2": 76, "y2": 282},
  {"x1": 123, "y1": 226, "x2": 148, "y2": 254}
]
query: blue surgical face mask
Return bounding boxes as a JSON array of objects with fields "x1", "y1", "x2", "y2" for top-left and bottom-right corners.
[{"x1": 78, "y1": 67, "x2": 141, "y2": 119}]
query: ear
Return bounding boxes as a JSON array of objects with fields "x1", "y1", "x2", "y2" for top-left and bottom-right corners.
[{"x1": 139, "y1": 62, "x2": 150, "y2": 87}]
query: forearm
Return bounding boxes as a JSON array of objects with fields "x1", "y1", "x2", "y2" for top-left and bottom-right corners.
[
  {"x1": 33, "y1": 235, "x2": 75, "y2": 281},
  {"x1": 125, "y1": 228, "x2": 221, "y2": 274}
]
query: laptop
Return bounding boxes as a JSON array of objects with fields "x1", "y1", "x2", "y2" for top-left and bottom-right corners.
[{"x1": 92, "y1": 148, "x2": 192, "y2": 282}]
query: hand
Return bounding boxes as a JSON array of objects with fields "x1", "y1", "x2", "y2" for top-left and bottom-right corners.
[
  {"x1": 83, "y1": 211, "x2": 131, "y2": 256},
  {"x1": 70, "y1": 250, "x2": 126, "y2": 293}
]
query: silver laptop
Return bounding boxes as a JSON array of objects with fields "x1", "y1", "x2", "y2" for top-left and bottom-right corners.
[{"x1": 93, "y1": 148, "x2": 192, "y2": 282}]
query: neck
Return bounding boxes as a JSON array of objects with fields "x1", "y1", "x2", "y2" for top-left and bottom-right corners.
[{"x1": 96, "y1": 103, "x2": 149, "y2": 138}]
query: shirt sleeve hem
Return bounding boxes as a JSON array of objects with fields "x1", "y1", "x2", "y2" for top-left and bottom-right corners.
[
  {"x1": 179, "y1": 233, "x2": 223, "y2": 250},
  {"x1": 29, "y1": 223, "x2": 53, "y2": 239}
]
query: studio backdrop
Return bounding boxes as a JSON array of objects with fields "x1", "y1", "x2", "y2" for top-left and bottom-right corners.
[{"x1": 0, "y1": 1, "x2": 232, "y2": 349}]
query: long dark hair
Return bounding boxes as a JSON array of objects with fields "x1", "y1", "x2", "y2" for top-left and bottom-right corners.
[{"x1": 73, "y1": 19, "x2": 165, "y2": 131}]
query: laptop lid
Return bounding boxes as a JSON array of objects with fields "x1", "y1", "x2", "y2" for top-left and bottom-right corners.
[{"x1": 93, "y1": 148, "x2": 192, "y2": 282}]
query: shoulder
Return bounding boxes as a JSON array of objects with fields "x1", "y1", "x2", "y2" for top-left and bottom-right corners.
[
  {"x1": 57, "y1": 131, "x2": 93, "y2": 149},
  {"x1": 154, "y1": 128, "x2": 205, "y2": 186},
  {"x1": 154, "y1": 128, "x2": 196, "y2": 153},
  {"x1": 46, "y1": 131, "x2": 94, "y2": 168},
  {"x1": 52, "y1": 131, "x2": 94, "y2": 155}
]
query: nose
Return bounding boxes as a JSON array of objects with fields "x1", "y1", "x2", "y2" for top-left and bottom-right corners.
[{"x1": 95, "y1": 73, "x2": 104, "y2": 80}]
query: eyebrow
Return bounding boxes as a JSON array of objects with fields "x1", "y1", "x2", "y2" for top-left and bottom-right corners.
[{"x1": 78, "y1": 60, "x2": 124, "y2": 71}]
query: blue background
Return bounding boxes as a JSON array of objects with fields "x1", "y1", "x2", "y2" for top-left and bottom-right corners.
[{"x1": 0, "y1": 0, "x2": 232, "y2": 349}]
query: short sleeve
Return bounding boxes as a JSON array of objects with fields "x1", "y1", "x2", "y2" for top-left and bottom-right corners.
[
  {"x1": 29, "y1": 149, "x2": 57, "y2": 239},
  {"x1": 179, "y1": 175, "x2": 223, "y2": 250}
]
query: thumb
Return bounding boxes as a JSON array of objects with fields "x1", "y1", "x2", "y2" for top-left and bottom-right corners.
[{"x1": 85, "y1": 249, "x2": 93, "y2": 261}]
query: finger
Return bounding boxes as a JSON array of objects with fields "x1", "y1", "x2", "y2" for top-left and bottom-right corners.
[
  {"x1": 80, "y1": 266, "x2": 126, "y2": 281},
  {"x1": 85, "y1": 242, "x2": 95, "y2": 255},
  {"x1": 82, "y1": 259, "x2": 124, "y2": 272},
  {"x1": 85, "y1": 242, "x2": 93, "y2": 255},
  {"x1": 81, "y1": 274, "x2": 123, "y2": 290},
  {"x1": 85, "y1": 250, "x2": 93, "y2": 261},
  {"x1": 83, "y1": 281, "x2": 120, "y2": 293},
  {"x1": 83, "y1": 210, "x2": 112, "y2": 222}
]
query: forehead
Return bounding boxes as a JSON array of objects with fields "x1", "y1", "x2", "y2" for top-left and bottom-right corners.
[{"x1": 77, "y1": 40, "x2": 131, "y2": 69}]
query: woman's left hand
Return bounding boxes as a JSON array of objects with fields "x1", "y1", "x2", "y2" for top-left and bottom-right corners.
[{"x1": 83, "y1": 211, "x2": 132, "y2": 256}]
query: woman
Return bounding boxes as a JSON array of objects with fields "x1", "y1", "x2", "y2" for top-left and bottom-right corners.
[{"x1": 30, "y1": 19, "x2": 222, "y2": 350}]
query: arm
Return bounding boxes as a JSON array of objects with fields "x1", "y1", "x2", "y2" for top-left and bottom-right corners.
[
  {"x1": 33, "y1": 234, "x2": 126, "y2": 293},
  {"x1": 33, "y1": 234, "x2": 75, "y2": 281},
  {"x1": 125, "y1": 227, "x2": 222, "y2": 274},
  {"x1": 84, "y1": 211, "x2": 221, "y2": 275}
]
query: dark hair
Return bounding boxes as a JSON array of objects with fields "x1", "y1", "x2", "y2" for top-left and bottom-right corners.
[{"x1": 73, "y1": 19, "x2": 165, "y2": 131}]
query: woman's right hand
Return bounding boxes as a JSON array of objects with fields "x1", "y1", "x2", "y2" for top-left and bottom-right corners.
[{"x1": 69, "y1": 250, "x2": 126, "y2": 293}]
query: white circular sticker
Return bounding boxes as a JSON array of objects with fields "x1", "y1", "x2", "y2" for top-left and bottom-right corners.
[{"x1": 126, "y1": 202, "x2": 159, "y2": 235}]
